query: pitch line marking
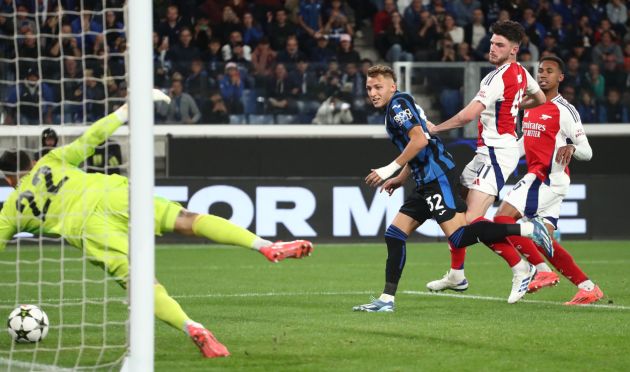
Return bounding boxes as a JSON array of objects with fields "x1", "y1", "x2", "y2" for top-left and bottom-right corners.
[{"x1": 0, "y1": 290, "x2": 627, "y2": 311}]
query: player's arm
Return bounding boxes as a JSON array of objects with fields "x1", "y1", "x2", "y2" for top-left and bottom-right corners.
[
  {"x1": 556, "y1": 110, "x2": 592, "y2": 166},
  {"x1": 366, "y1": 126, "x2": 428, "y2": 187},
  {"x1": 520, "y1": 90, "x2": 546, "y2": 109},
  {"x1": 381, "y1": 164, "x2": 411, "y2": 196},
  {"x1": 429, "y1": 100, "x2": 485, "y2": 134},
  {"x1": 51, "y1": 89, "x2": 170, "y2": 166},
  {"x1": 0, "y1": 209, "x2": 17, "y2": 253}
]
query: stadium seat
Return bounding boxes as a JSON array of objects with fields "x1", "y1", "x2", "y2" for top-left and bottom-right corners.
[
  {"x1": 248, "y1": 114, "x2": 274, "y2": 125},
  {"x1": 275, "y1": 114, "x2": 298, "y2": 125},
  {"x1": 229, "y1": 115, "x2": 246, "y2": 124}
]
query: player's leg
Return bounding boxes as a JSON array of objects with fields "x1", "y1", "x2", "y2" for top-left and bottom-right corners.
[
  {"x1": 155, "y1": 197, "x2": 313, "y2": 262},
  {"x1": 534, "y1": 223, "x2": 603, "y2": 305},
  {"x1": 354, "y1": 188, "x2": 430, "y2": 312},
  {"x1": 83, "y1": 207, "x2": 229, "y2": 358}
]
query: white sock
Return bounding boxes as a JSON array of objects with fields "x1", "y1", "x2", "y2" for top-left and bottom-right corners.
[
  {"x1": 449, "y1": 269, "x2": 465, "y2": 280},
  {"x1": 252, "y1": 238, "x2": 273, "y2": 251},
  {"x1": 578, "y1": 280, "x2": 595, "y2": 291},
  {"x1": 511, "y1": 259, "x2": 529, "y2": 274},
  {"x1": 183, "y1": 320, "x2": 202, "y2": 335},
  {"x1": 535, "y1": 263, "x2": 552, "y2": 272},
  {"x1": 520, "y1": 222, "x2": 534, "y2": 237},
  {"x1": 379, "y1": 293, "x2": 395, "y2": 303}
]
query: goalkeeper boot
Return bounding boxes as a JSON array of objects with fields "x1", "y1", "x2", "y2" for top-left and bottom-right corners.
[
  {"x1": 259, "y1": 240, "x2": 313, "y2": 263},
  {"x1": 508, "y1": 263, "x2": 536, "y2": 304},
  {"x1": 565, "y1": 285, "x2": 604, "y2": 306},
  {"x1": 531, "y1": 217, "x2": 554, "y2": 258},
  {"x1": 527, "y1": 271, "x2": 560, "y2": 293},
  {"x1": 426, "y1": 270, "x2": 469, "y2": 292},
  {"x1": 187, "y1": 324, "x2": 230, "y2": 358},
  {"x1": 352, "y1": 297, "x2": 394, "y2": 312}
]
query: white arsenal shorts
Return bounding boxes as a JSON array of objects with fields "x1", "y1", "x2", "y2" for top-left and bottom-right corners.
[{"x1": 460, "y1": 146, "x2": 519, "y2": 197}]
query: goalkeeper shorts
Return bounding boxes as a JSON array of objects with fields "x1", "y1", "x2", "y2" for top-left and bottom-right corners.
[{"x1": 81, "y1": 193, "x2": 182, "y2": 287}]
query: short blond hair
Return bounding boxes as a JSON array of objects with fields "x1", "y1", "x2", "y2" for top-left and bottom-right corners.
[{"x1": 367, "y1": 64, "x2": 397, "y2": 83}]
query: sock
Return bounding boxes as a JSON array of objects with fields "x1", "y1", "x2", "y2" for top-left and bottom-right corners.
[
  {"x1": 183, "y1": 320, "x2": 203, "y2": 336},
  {"x1": 252, "y1": 238, "x2": 273, "y2": 251},
  {"x1": 540, "y1": 240, "x2": 589, "y2": 286},
  {"x1": 383, "y1": 225, "x2": 408, "y2": 296},
  {"x1": 535, "y1": 263, "x2": 552, "y2": 272},
  {"x1": 448, "y1": 217, "x2": 521, "y2": 248},
  {"x1": 154, "y1": 283, "x2": 189, "y2": 331},
  {"x1": 379, "y1": 293, "x2": 395, "y2": 303},
  {"x1": 488, "y1": 239, "x2": 525, "y2": 268},
  {"x1": 520, "y1": 222, "x2": 534, "y2": 236},
  {"x1": 449, "y1": 268, "x2": 465, "y2": 281},
  {"x1": 578, "y1": 280, "x2": 595, "y2": 291},
  {"x1": 449, "y1": 242, "x2": 466, "y2": 270},
  {"x1": 494, "y1": 216, "x2": 547, "y2": 267},
  {"x1": 192, "y1": 214, "x2": 260, "y2": 249}
]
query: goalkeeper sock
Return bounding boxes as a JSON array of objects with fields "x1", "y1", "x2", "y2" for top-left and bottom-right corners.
[
  {"x1": 192, "y1": 214, "x2": 262, "y2": 250},
  {"x1": 154, "y1": 283, "x2": 189, "y2": 331}
]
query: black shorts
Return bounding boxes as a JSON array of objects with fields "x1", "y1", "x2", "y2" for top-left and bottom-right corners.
[{"x1": 399, "y1": 169, "x2": 467, "y2": 224}]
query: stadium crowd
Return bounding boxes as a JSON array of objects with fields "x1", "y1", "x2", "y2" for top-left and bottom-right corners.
[{"x1": 1, "y1": 0, "x2": 630, "y2": 125}]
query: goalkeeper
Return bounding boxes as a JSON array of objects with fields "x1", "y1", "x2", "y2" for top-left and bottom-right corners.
[{"x1": 0, "y1": 90, "x2": 313, "y2": 359}]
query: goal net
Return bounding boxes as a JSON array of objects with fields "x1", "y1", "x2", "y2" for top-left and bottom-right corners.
[{"x1": 0, "y1": 1, "x2": 136, "y2": 370}]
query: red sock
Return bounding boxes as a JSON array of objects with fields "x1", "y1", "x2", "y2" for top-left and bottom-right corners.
[
  {"x1": 449, "y1": 242, "x2": 466, "y2": 270},
  {"x1": 537, "y1": 241, "x2": 588, "y2": 286},
  {"x1": 493, "y1": 216, "x2": 546, "y2": 266},
  {"x1": 472, "y1": 216, "x2": 522, "y2": 267}
]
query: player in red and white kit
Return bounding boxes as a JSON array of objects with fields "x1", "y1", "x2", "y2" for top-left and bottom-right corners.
[
  {"x1": 426, "y1": 21, "x2": 547, "y2": 303},
  {"x1": 494, "y1": 56, "x2": 603, "y2": 305}
]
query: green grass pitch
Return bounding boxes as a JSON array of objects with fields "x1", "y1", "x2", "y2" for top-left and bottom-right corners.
[{"x1": 0, "y1": 241, "x2": 629, "y2": 371}]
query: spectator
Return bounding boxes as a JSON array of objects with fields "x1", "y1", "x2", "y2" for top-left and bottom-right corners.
[
  {"x1": 266, "y1": 63, "x2": 297, "y2": 114},
  {"x1": 62, "y1": 58, "x2": 84, "y2": 124},
  {"x1": 5, "y1": 68, "x2": 55, "y2": 125},
  {"x1": 584, "y1": 0, "x2": 606, "y2": 29},
  {"x1": 624, "y1": 42, "x2": 630, "y2": 72},
  {"x1": 456, "y1": 42, "x2": 472, "y2": 61},
  {"x1": 541, "y1": 34, "x2": 561, "y2": 57},
  {"x1": 563, "y1": 56, "x2": 583, "y2": 89},
  {"x1": 340, "y1": 61, "x2": 367, "y2": 122},
  {"x1": 204, "y1": 37, "x2": 225, "y2": 78},
  {"x1": 251, "y1": 37, "x2": 277, "y2": 80},
  {"x1": 154, "y1": 32, "x2": 171, "y2": 89},
  {"x1": 104, "y1": 11, "x2": 124, "y2": 51},
  {"x1": 242, "y1": 12, "x2": 264, "y2": 48},
  {"x1": 277, "y1": 36, "x2": 307, "y2": 67},
  {"x1": 336, "y1": 34, "x2": 360, "y2": 66},
  {"x1": 17, "y1": 30, "x2": 38, "y2": 78},
  {"x1": 606, "y1": 0, "x2": 627, "y2": 35},
  {"x1": 310, "y1": 35, "x2": 336, "y2": 67},
  {"x1": 519, "y1": 35, "x2": 540, "y2": 62},
  {"x1": 268, "y1": 9, "x2": 298, "y2": 51},
  {"x1": 323, "y1": 1, "x2": 354, "y2": 42},
  {"x1": 157, "y1": 4, "x2": 187, "y2": 43},
  {"x1": 592, "y1": 31, "x2": 623, "y2": 66},
  {"x1": 442, "y1": 14, "x2": 464, "y2": 45},
  {"x1": 167, "y1": 27, "x2": 201, "y2": 77},
  {"x1": 384, "y1": 11, "x2": 414, "y2": 62},
  {"x1": 71, "y1": 12, "x2": 103, "y2": 52},
  {"x1": 576, "y1": 89, "x2": 598, "y2": 123},
  {"x1": 403, "y1": 0, "x2": 423, "y2": 30},
  {"x1": 290, "y1": 59, "x2": 320, "y2": 118},
  {"x1": 521, "y1": 7, "x2": 546, "y2": 47},
  {"x1": 373, "y1": 0, "x2": 396, "y2": 38},
  {"x1": 220, "y1": 5, "x2": 242, "y2": 41},
  {"x1": 594, "y1": 18, "x2": 616, "y2": 43},
  {"x1": 598, "y1": 88, "x2": 628, "y2": 123},
  {"x1": 298, "y1": 0, "x2": 323, "y2": 41},
  {"x1": 185, "y1": 58, "x2": 212, "y2": 107},
  {"x1": 601, "y1": 53, "x2": 626, "y2": 92},
  {"x1": 548, "y1": 13, "x2": 571, "y2": 47},
  {"x1": 561, "y1": 85, "x2": 577, "y2": 106},
  {"x1": 86, "y1": 140, "x2": 123, "y2": 175},
  {"x1": 575, "y1": 15, "x2": 595, "y2": 50},
  {"x1": 222, "y1": 31, "x2": 252, "y2": 62},
  {"x1": 428, "y1": 0, "x2": 455, "y2": 24},
  {"x1": 312, "y1": 92, "x2": 353, "y2": 124},
  {"x1": 463, "y1": 8, "x2": 487, "y2": 50},
  {"x1": 192, "y1": 16, "x2": 213, "y2": 50},
  {"x1": 219, "y1": 62, "x2": 246, "y2": 115},
  {"x1": 317, "y1": 60, "x2": 342, "y2": 100},
  {"x1": 414, "y1": 10, "x2": 439, "y2": 60},
  {"x1": 203, "y1": 93, "x2": 230, "y2": 124},
  {"x1": 451, "y1": 0, "x2": 481, "y2": 27},
  {"x1": 553, "y1": 0, "x2": 582, "y2": 25},
  {"x1": 584, "y1": 63, "x2": 606, "y2": 101},
  {"x1": 85, "y1": 69, "x2": 106, "y2": 122},
  {"x1": 37, "y1": 128, "x2": 58, "y2": 160},
  {"x1": 159, "y1": 79, "x2": 201, "y2": 124}
]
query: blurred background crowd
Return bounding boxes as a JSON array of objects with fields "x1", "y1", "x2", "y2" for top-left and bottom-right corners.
[{"x1": 1, "y1": 0, "x2": 630, "y2": 125}]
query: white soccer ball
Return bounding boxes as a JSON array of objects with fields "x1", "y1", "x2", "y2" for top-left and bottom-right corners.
[{"x1": 7, "y1": 305, "x2": 49, "y2": 343}]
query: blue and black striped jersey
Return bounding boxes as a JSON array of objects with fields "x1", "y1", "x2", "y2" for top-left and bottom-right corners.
[{"x1": 384, "y1": 91, "x2": 456, "y2": 187}]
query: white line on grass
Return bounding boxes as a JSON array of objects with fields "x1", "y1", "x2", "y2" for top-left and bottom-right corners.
[{"x1": 0, "y1": 290, "x2": 627, "y2": 311}]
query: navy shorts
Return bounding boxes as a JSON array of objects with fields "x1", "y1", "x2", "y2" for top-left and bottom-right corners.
[{"x1": 399, "y1": 169, "x2": 467, "y2": 224}]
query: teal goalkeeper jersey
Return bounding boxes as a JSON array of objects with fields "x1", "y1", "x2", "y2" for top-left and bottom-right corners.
[{"x1": 0, "y1": 114, "x2": 126, "y2": 250}]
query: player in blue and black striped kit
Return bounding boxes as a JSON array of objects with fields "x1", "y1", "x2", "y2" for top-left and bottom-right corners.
[{"x1": 353, "y1": 65, "x2": 553, "y2": 312}]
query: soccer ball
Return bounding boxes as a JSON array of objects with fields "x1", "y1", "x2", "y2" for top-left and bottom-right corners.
[{"x1": 7, "y1": 305, "x2": 49, "y2": 343}]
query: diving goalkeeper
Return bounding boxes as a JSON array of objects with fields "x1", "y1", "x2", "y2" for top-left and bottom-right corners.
[{"x1": 0, "y1": 90, "x2": 313, "y2": 358}]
